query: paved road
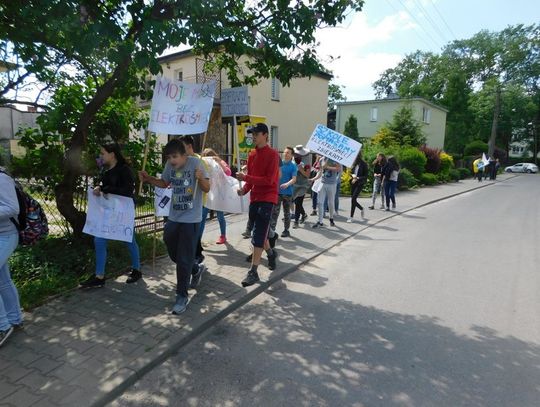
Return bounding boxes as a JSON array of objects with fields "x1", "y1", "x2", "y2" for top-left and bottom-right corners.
[{"x1": 113, "y1": 175, "x2": 540, "y2": 407}]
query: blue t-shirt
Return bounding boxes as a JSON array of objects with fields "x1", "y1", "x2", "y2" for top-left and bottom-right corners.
[{"x1": 279, "y1": 160, "x2": 298, "y2": 196}]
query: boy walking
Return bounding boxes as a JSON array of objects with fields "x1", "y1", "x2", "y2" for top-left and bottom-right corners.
[
  {"x1": 237, "y1": 123, "x2": 280, "y2": 287},
  {"x1": 139, "y1": 139, "x2": 210, "y2": 315}
]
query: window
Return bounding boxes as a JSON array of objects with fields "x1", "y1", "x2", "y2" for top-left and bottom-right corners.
[
  {"x1": 422, "y1": 107, "x2": 431, "y2": 124},
  {"x1": 370, "y1": 107, "x2": 378, "y2": 122},
  {"x1": 174, "y1": 69, "x2": 183, "y2": 82},
  {"x1": 271, "y1": 77, "x2": 280, "y2": 101},
  {"x1": 271, "y1": 126, "x2": 279, "y2": 148}
]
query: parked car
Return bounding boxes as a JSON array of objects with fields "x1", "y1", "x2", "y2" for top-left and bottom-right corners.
[{"x1": 504, "y1": 163, "x2": 539, "y2": 173}]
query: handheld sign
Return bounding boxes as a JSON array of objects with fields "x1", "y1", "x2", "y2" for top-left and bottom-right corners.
[
  {"x1": 83, "y1": 188, "x2": 135, "y2": 243},
  {"x1": 203, "y1": 158, "x2": 250, "y2": 213},
  {"x1": 148, "y1": 76, "x2": 216, "y2": 135},
  {"x1": 154, "y1": 186, "x2": 172, "y2": 217},
  {"x1": 306, "y1": 124, "x2": 362, "y2": 168},
  {"x1": 221, "y1": 86, "x2": 249, "y2": 117}
]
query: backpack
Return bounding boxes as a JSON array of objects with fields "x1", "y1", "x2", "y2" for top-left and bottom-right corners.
[{"x1": 1, "y1": 171, "x2": 49, "y2": 245}]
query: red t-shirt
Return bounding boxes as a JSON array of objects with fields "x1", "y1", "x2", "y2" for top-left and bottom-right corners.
[{"x1": 242, "y1": 145, "x2": 280, "y2": 205}]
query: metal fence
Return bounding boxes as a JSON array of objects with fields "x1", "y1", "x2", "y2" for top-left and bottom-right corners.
[{"x1": 18, "y1": 179, "x2": 164, "y2": 237}]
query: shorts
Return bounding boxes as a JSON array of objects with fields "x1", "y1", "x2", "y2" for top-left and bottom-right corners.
[{"x1": 249, "y1": 202, "x2": 274, "y2": 248}]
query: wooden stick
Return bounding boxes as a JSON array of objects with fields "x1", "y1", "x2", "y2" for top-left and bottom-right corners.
[{"x1": 138, "y1": 131, "x2": 151, "y2": 196}]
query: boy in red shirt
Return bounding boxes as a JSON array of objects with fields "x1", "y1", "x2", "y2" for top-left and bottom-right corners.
[{"x1": 237, "y1": 123, "x2": 280, "y2": 287}]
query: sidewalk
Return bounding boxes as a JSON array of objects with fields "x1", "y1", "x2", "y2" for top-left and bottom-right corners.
[{"x1": 0, "y1": 175, "x2": 515, "y2": 407}]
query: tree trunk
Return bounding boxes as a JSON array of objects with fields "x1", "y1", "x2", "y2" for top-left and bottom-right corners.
[{"x1": 488, "y1": 87, "x2": 501, "y2": 158}]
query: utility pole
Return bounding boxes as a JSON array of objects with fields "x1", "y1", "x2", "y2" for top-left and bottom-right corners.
[{"x1": 488, "y1": 86, "x2": 501, "y2": 158}]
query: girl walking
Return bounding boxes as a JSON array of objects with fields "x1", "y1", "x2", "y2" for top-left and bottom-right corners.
[
  {"x1": 347, "y1": 153, "x2": 369, "y2": 223},
  {"x1": 369, "y1": 153, "x2": 386, "y2": 210},
  {"x1": 80, "y1": 144, "x2": 141, "y2": 288},
  {"x1": 382, "y1": 156, "x2": 400, "y2": 211},
  {"x1": 0, "y1": 169, "x2": 24, "y2": 347},
  {"x1": 199, "y1": 148, "x2": 229, "y2": 244},
  {"x1": 310, "y1": 156, "x2": 342, "y2": 228}
]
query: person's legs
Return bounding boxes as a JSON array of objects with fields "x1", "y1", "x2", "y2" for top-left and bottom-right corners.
[
  {"x1": 335, "y1": 180, "x2": 341, "y2": 213},
  {"x1": 244, "y1": 202, "x2": 274, "y2": 286},
  {"x1": 317, "y1": 185, "x2": 328, "y2": 224},
  {"x1": 371, "y1": 178, "x2": 378, "y2": 207},
  {"x1": 312, "y1": 191, "x2": 318, "y2": 214},
  {"x1": 381, "y1": 179, "x2": 386, "y2": 207},
  {"x1": 326, "y1": 184, "x2": 336, "y2": 220},
  {"x1": 282, "y1": 195, "x2": 291, "y2": 232},
  {"x1": 0, "y1": 233, "x2": 21, "y2": 331},
  {"x1": 217, "y1": 211, "x2": 226, "y2": 237},
  {"x1": 385, "y1": 180, "x2": 391, "y2": 208},
  {"x1": 269, "y1": 195, "x2": 283, "y2": 238},
  {"x1": 389, "y1": 181, "x2": 397, "y2": 207},
  {"x1": 350, "y1": 184, "x2": 361, "y2": 218},
  {"x1": 167, "y1": 222, "x2": 198, "y2": 299},
  {"x1": 199, "y1": 206, "x2": 210, "y2": 239},
  {"x1": 94, "y1": 237, "x2": 108, "y2": 278},
  {"x1": 126, "y1": 234, "x2": 141, "y2": 271}
]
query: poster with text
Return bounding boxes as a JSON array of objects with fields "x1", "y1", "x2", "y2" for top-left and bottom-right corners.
[
  {"x1": 148, "y1": 77, "x2": 216, "y2": 135},
  {"x1": 203, "y1": 158, "x2": 250, "y2": 213},
  {"x1": 83, "y1": 188, "x2": 135, "y2": 243},
  {"x1": 306, "y1": 124, "x2": 362, "y2": 168}
]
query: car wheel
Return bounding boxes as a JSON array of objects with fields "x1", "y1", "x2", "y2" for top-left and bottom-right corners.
[
  {"x1": 526, "y1": 169, "x2": 532, "y2": 173},
  {"x1": 507, "y1": 169, "x2": 512, "y2": 173}
]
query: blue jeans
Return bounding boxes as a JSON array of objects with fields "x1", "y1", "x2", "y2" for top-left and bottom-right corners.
[
  {"x1": 0, "y1": 232, "x2": 22, "y2": 331},
  {"x1": 385, "y1": 180, "x2": 397, "y2": 208},
  {"x1": 94, "y1": 235, "x2": 141, "y2": 277},
  {"x1": 199, "y1": 207, "x2": 226, "y2": 238}
]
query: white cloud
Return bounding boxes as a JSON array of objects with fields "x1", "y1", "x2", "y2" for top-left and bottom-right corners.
[{"x1": 316, "y1": 11, "x2": 416, "y2": 101}]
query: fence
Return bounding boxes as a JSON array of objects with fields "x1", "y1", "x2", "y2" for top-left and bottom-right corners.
[{"x1": 18, "y1": 179, "x2": 164, "y2": 237}]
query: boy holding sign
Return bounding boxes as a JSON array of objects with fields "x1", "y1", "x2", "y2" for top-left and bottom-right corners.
[{"x1": 139, "y1": 139, "x2": 210, "y2": 315}]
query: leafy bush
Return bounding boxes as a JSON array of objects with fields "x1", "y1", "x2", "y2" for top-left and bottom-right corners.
[
  {"x1": 399, "y1": 147, "x2": 427, "y2": 178},
  {"x1": 398, "y1": 168, "x2": 418, "y2": 190},
  {"x1": 458, "y1": 167, "x2": 471, "y2": 179},
  {"x1": 419, "y1": 173, "x2": 438, "y2": 186},
  {"x1": 449, "y1": 168, "x2": 461, "y2": 181},
  {"x1": 340, "y1": 169, "x2": 352, "y2": 196},
  {"x1": 464, "y1": 140, "x2": 488, "y2": 156},
  {"x1": 419, "y1": 145, "x2": 441, "y2": 173},
  {"x1": 439, "y1": 151, "x2": 454, "y2": 174}
]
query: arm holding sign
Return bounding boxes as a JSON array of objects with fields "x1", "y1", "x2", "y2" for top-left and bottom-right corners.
[{"x1": 139, "y1": 171, "x2": 169, "y2": 189}]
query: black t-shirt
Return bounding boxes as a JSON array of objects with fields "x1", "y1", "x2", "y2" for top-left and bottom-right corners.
[{"x1": 100, "y1": 164, "x2": 135, "y2": 198}]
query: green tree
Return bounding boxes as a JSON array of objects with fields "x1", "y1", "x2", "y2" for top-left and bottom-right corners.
[
  {"x1": 343, "y1": 114, "x2": 359, "y2": 142},
  {"x1": 1, "y1": 0, "x2": 364, "y2": 236},
  {"x1": 387, "y1": 105, "x2": 426, "y2": 147},
  {"x1": 328, "y1": 81, "x2": 346, "y2": 111}
]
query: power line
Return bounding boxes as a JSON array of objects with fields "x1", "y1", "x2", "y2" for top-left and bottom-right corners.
[
  {"x1": 430, "y1": 0, "x2": 458, "y2": 41},
  {"x1": 412, "y1": 0, "x2": 450, "y2": 44},
  {"x1": 396, "y1": 0, "x2": 443, "y2": 50},
  {"x1": 383, "y1": 0, "x2": 435, "y2": 50}
]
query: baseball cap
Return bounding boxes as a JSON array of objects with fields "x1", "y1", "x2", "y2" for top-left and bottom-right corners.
[{"x1": 247, "y1": 123, "x2": 269, "y2": 134}]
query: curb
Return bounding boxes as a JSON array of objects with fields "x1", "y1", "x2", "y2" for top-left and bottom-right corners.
[{"x1": 92, "y1": 176, "x2": 515, "y2": 406}]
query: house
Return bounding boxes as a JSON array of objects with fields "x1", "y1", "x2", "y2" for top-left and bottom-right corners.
[
  {"x1": 335, "y1": 97, "x2": 448, "y2": 149},
  {"x1": 0, "y1": 105, "x2": 40, "y2": 163},
  {"x1": 146, "y1": 49, "x2": 331, "y2": 161}
]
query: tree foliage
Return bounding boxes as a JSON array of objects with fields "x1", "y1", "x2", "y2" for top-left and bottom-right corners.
[
  {"x1": 328, "y1": 81, "x2": 346, "y2": 110},
  {"x1": 1, "y1": 0, "x2": 364, "y2": 236},
  {"x1": 343, "y1": 114, "x2": 359, "y2": 142}
]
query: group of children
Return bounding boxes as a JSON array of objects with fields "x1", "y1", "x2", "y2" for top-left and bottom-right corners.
[{"x1": 0, "y1": 123, "x2": 402, "y2": 347}]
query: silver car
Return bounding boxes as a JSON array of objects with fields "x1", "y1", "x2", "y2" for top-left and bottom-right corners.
[{"x1": 505, "y1": 163, "x2": 539, "y2": 173}]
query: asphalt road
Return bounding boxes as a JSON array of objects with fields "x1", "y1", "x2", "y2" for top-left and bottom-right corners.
[{"x1": 113, "y1": 175, "x2": 540, "y2": 407}]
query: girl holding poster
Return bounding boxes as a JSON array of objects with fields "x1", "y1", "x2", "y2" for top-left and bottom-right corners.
[{"x1": 80, "y1": 144, "x2": 141, "y2": 289}]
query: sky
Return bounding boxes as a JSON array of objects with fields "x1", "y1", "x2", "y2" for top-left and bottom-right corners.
[{"x1": 317, "y1": 0, "x2": 540, "y2": 101}]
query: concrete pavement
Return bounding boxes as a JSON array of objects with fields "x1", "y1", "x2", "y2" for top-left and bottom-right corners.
[{"x1": 0, "y1": 174, "x2": 517, "y2": 406}]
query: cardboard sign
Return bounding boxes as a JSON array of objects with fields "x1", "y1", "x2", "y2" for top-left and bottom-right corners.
[
  {"x1": 148, "y1": 77, "x2": 216, "y2": 135},
  {"x1": 221, "y1": 86, "x2": 249, "y2": 117},
  {"x1": 203, "y1": 158, "x2": 250, "y2": 213},
  {"x1": 83, "y1": 188, "x2": 135, "y2": 243},
  {"x1": 306, "y1": 124, "x2": 362, "y2": 168}
]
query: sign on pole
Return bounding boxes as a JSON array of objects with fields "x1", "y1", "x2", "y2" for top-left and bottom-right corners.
[
  {"x1": 148, "y1": 76, "x2": 216, "y2": 135},
  {"x1": 306, "y1": 124, "x2": 362, "y2": 168},
  {"x1": 221, "y1": 86, "x2": 249, "y2": 117},
  {"x1": 83, "y1": 188, "x2": 136, "y2": 243}
]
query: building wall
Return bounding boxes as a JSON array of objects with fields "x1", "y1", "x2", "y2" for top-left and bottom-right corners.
[
  {"x1": 0, "y1": 106, "x2": 40, "y2": 160},
  {"x1": 336, "y1": 98, "x2": 447, "y2": 149}
]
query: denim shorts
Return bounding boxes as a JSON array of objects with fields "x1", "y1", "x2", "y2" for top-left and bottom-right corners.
[{"x1": 249, "y1": 202, "x2": 274, "y2": 248}]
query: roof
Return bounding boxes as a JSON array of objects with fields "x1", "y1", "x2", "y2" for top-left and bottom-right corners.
[
  {"x1": 337, "y1": 97, "x2": 449, "y2": 113},
  {"x1": 158, "y1": 48, "x2": 333, "y2": 81}
]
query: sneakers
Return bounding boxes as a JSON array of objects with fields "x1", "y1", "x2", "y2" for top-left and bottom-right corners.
[
  {"x1": 392, "y1": 204, "x2": 396, "y2": 209},
  {"x1": 292, "y1": 222, "x2": 299, "y2": 229},
  {"x1": 246, "y1": 253, "x2": 253, "y2": 263},
  {"x1": 380, "y1": 204, "x2": 385, "y2": 209},
  {"x1": 268, "y1": 250, "x2": 278, "y2": 271},
  {"x1": 385, "y1": 207, "x2": 390, "y2": 211},
  {"x1": 281, "y1": 230, "x2": 290, "y2": 238},
  {"x1": 268, "y1": 233, "x2": 278, "y2": 249},
  {"x1": 241, "y1": 270, "x2": 260, "y2": 287},
  {"x1": 80, "y1": 276, "x2": 105, "y2": 289},
  {"x1": 368, "y1": 206, "x2": 374, "y2": 210},
  {"x1": 216, "y1": 235, "x2": 227, "y2": 244},
  {"x1": 346, "y1": 217, "x2": 353, "y2": 223},
  {"x1": 301, "y1": 214, "x2": 308, "y2": 223},
  {"x1": 190, "y1": 264, "x2": 207, "y2": 289},
  {"x1": 172, "y1": 295, "x2": 189, "y2": 315},
  {"x1": 310, "y1": 210, "x2": 317, "y2": 216},
  {"x1": 241, "y1": 229, "x2": 251, "y2": 239},
  {"x1": 312, "y1": 222, "x2": 323, "y2": 228},
  {"x1": 329, "y1": 218, "x2": 336, "y2": 227},
  {"x1": 0, "y1": 326, "x2": 14, "y2": 348},
  {"x1": 126, "y1": 269, "x2": 142, "y2": 284}
]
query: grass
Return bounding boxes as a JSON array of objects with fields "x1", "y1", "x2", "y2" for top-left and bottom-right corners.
[{"x1": 9, "y1": 232, "x2": 167, "y2": 310}]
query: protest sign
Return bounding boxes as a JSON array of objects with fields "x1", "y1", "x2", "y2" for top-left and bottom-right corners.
[
  {"x1": 203, "y1": 158, "x2": 250, "y2": 213},
  {"x1": 306, "y1": 124, "x2": 362, "y2": 168},
  {"x1": 221, "y1": 86, "x2": 249, "y2": 117},
  {"x1": 148, "y1": 76, "x2": 216, "y2": 135},
  {"x1": 83, "y1": 188, "x2": 135, "y2": 243},
  {"x1": 154, "y1": 186, "x2": 172, "y2": 217}
]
